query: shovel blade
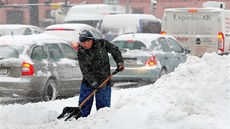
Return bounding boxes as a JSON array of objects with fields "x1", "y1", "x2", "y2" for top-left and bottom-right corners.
[{"x1": 57, "y1": 106, "x2": 82, "y2": 121}]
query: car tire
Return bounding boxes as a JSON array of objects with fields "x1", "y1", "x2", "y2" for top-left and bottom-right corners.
[
  {"x1": 159, "y1": 68, "x2": 167, "y2": 78},
  {"x1": 43, "y1": 79, "x2": 57, "y2": 101}
]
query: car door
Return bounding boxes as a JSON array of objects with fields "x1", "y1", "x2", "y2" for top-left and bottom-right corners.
[
  {"x1": 156, "y1": 37, "x2": 177, "y2": 73},
  {"x1": 60, "y1": 43, "x2": 82, "y2": 94},
  {"x1": 45, "y1": 43, "x2": 67, "y2": 89},
  {"x1": 91, "y1": 29, "x2": 104, "y2": 39},
  {"x1": 167, "y1": 38, "x2": 187, "y2": 64},
  {"x1": 30, "y1": 44, "x2": 50, "y2": 90}
]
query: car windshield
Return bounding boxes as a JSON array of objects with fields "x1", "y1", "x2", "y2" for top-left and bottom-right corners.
[
  {"x1": 0, "y1": 45, "x2": 24, "y2": 59},
  {"x1": 113, "y1": 40, "x2": 146, "y2": 50}
]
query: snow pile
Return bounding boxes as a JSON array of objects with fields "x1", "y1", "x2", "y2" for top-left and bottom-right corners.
[{"x1": 0, "y1": 53, "x2": 229, "y2": 129}]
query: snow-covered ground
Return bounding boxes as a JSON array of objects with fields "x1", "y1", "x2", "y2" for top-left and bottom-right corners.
[{"x1": 0, "y1": 52, "x2": 229, "y2": 129}]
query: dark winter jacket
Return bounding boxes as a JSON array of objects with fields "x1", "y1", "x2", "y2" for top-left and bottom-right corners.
[{"x1": 77, "y1": 39, "x2": 123, "y2": 86}]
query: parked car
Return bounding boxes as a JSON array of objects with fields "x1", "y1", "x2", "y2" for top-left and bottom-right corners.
[
  {"x1": 110, "y1": 33, "x2": 190, "y2": 83},
  {"x1": 0, "y1": 24, "x2": 43, "y2": 37},
  {"x1": 44, "y1": 23, "x2": 104, "y2": 50},
  {"x1": 100, "y1": 14, "x2": 161, "y2": 41},
  {"x1": 0, "y1": 34, "x2": 82, "y2": 101}
]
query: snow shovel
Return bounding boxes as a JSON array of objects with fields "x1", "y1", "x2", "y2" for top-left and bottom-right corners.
[{"x1": 57, "y1": 69, "x2": 121, "y2": 121}]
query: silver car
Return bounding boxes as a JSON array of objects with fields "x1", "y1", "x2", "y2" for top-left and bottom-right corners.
[
  {"x1": 110, "y1": 33, "x2": 190, "y2": 83},
  {"x1": 0, "y1": 34, "x2": 82, "y2": 101}
]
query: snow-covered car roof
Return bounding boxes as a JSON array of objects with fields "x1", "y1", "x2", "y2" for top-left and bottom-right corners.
[
  {"x1": 45, "y1": 23, "x2": 96, "y2": 30},
  {"x1": 0, "y1": 33, "x2": 68, "y2": 46},
  {"x1": 44, "y1": 23, "x2": 104, "y2": 42},
  {"x1": 0, "y1": 24, "x2": 43, "y2": 36},
  {"x1": 102, "y1": 14, "x2": 158, "y2": 21},
  {"x1": 112, "y1": 33, "x2": 176, "y2": 48},
  {"x1": 101, "y1": 14, "x2": 161, "y2": 36},
  {"x1": 164, "y1": 7, "x2": 225, "y2": 12},
  {"x1": 0, "y1": 24, "x2": 39, "y2": 29},
  {"x1": 64, "y1": 4, "x2": 125, "y2": 21}
]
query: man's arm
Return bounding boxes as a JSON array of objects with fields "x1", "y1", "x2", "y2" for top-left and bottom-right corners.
[
  {"x1": 103, "y1": 39, "x2": 124, "y2": 65},
  {"x1": 102, "y1": 39, "x2": 124, "y2": 71}
]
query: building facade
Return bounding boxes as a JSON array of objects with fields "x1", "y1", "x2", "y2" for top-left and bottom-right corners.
[{"x1": 0, "y1": 0, "x2": 229, "y2": 27}]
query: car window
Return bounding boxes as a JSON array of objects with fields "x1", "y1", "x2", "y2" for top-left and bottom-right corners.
[
  {"x1": 31, "y1": 45, "x2": 47, "y2": 60},
  {"x1": 142, "y1": 19, "x2": 161, "y2": 34},
  {"x1": 0, "y1": 45, "x2": 20, "y2": 58},
  {"x1": 32, "y1": 29, "x2": 41, "y2": 34},
  {"x1": 0, "y1": 45, "x2": 24, "y2": 58},
  {"x1": 167, "y1": 38, "x2": 184, "y2": 53},
  {"x1": 61, "y1": 43, "x2": 78, "y2": 60},
  {"x1": 113, "y1": 40, "x2": 146, "y2": 50},
  {"x1": 46, "y1": 44, "x2": 64, "y2": 60},
  {"x1": 157, "y1": 38, "x2": 172, "y2": 52},
  {"x1": 23, "y1": 28, "x2": 32, "y2": 35},
  {"x1": 91, "y1": 30, "x2": 103, "y2": 39},
  {"x1": 31, "y1": 27, "x2": 42, "y2": 34},
  {"x1": 150, "y1": 40, "x2": 161, "y2": 50}
]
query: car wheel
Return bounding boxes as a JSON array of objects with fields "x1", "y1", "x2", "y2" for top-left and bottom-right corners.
[
  {"x1": 43, "y1": 79, "x2": 57, "y2": 101},
  {"x1": 159, "y1": 68, "x2": 167, "y2": 78}
]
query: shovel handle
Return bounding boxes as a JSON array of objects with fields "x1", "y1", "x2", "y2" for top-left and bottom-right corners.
[
  {"x1": 79, "y1": 69, "x2": 120, "y2": 108},
  {"x1": 112, "y1": 68, "x2": 121, "y2": 75}
]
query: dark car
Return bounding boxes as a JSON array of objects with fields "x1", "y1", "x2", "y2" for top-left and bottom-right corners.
[{"x1": 0, "y1": 34, "x2": 82, "y2": 101}]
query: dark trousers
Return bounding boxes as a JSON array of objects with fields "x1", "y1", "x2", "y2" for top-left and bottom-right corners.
[{"x1": 78, "y1": 82, "x2": 111, "y2": 117}]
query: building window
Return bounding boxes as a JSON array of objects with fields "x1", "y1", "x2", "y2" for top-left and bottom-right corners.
[
  {"x1": 46, "y1": 10, "x2": 52, "y2": 19},
  {"x1": 132, "y1": 8, "x2": 144, "y2": 14},
  {"x1": 7, "y1": 10, "x2": 24, "y2": 24}
]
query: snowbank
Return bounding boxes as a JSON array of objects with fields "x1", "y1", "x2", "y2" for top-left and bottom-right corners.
[{"x1": 0, "y1": 53, "x2": 229, "y2": 129}]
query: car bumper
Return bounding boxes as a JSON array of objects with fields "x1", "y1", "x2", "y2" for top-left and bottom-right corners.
[
  {"x1": 111, "y1": 66, "x2": 160, "y2": 82},
  {"x1": 0, "y1": 76, "x2": 45, "y2": 98}
]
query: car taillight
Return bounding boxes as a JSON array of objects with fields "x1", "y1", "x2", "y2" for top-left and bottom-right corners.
[
  {"x1": 71, "y1": 41, "x2": 79, "y2": 51},
  {"x1": 161, "y1": 31, "x2": 166, "y2": 35},
  {"x1": 127, "y1": 39, "x2": 135, "y2": 42},
  {"x1": 45, "y1": 28, "x2": 75, "y2": 31},
  {"x1": 145, "y1": 56, "x2": 157, "y2": 66},
  {"x1": 218, "y1": 32, "x2": 224, "y2": 52},
  {"x1": 102, "y1": 13, "x2": 110, "y2": 15},
  {"x1": 21, "y1": 62, "x2": 34, "y2": 76}
]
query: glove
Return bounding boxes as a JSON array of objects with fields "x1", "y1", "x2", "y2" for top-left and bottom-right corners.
[
  {"x1": 117, "y1": 62, "x2": 125, "y2": 71},
  {"x1": 91, "y1": 82, "x2": 99, "y2": 89}
]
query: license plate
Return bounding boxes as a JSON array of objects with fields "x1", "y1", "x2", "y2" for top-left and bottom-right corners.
[
  {"x1": 124, "y1": 59, "x2": 136, "y2": 65},
  {"x1": 0, "y1": 68, "x2": 8, "y2": 75}
]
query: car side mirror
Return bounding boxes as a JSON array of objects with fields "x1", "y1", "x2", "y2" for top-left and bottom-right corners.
[
  {"x1": 141, "y1": 46, "x2": 147, "y2": 51},
  {"x1": 155, "y1": 46, "x2": 162, "y2": 50},
  {"x1": 185, "y1": 48, "x2": 191, "y2": 54}
]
